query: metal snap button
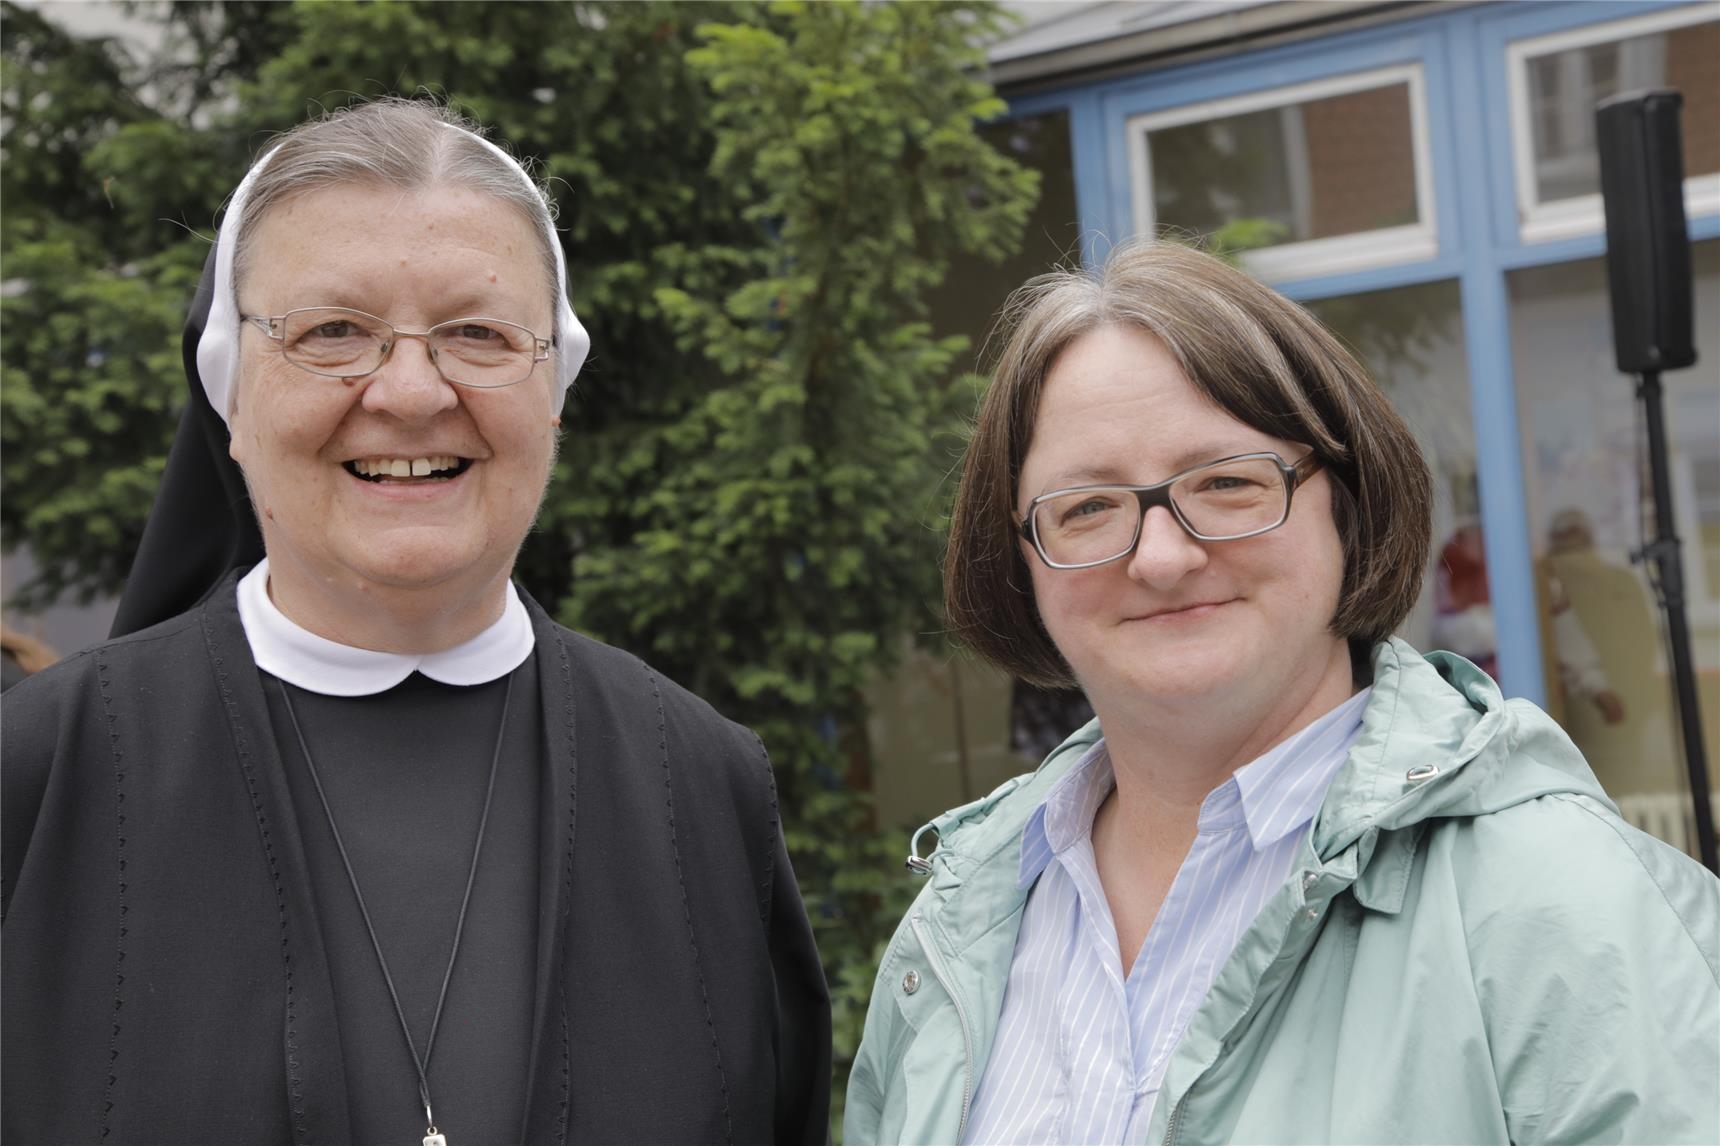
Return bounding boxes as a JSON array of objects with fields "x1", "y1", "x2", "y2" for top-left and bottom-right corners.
[
  {"x1": 902, "y1": 969, "x2": 921, "y2": 995},
  {"x1": 1406, "y1": 763, "x2": 1440, "y2": 782}
]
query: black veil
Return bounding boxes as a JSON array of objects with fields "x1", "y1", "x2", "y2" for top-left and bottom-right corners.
[{"x1": 108, "y1": 242, "x2": 263, "y2": 638}]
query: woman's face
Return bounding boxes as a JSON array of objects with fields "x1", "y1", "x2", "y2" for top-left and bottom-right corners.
[
  {"x1": 1017, "y1": 324, "x2": 1350, "y2": 719},
  {"x1": 229, "y1": 183, "x2": 556, "y2": 628}
]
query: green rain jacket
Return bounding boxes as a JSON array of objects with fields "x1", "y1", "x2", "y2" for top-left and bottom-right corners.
[{"x1": 845, "y1": 640, "x2": 1720, "y2": 1145}]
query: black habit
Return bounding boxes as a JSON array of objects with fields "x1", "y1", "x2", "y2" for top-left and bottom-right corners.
[{"x1": 1, "y1": 575, "x2": 833, "y2": 1144}]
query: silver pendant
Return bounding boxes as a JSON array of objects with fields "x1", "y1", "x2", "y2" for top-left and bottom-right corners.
[{"x1": 424, "y1": 1133, "x2": 446, "y2": 1146}]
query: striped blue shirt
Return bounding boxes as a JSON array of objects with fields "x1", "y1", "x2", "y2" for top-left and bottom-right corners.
[{"x1": 962, "y1": 689, "x2": 1371, "y2": 1145}]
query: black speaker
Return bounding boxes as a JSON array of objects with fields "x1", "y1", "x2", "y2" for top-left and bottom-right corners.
[{"x1": 1595, "y1": 89, "x2": 1697, "y2": 374}]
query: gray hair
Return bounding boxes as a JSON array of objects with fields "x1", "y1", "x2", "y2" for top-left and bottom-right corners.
[{"x1": 232, "y1": 99, "x2": 560, "y2": 301}]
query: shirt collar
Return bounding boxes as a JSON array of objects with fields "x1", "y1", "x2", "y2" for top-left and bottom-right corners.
[
  {"x1": 236, "y1": 557, "x2": 534, "y2": 696},
  {"x1": 1018, "y1": 741, "x2": 1112, "y2": 889},
  {"x1": 1015, "y1": 687, "x2": 1372, "y2": 887},
  {"x1": 1232, "y1": 687, "x2": 1371, "y2": 848}
]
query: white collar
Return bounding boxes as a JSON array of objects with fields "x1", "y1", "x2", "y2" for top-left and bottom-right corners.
[{"x1": 236, "y1": 558, "x2": 534, "y2": 696}]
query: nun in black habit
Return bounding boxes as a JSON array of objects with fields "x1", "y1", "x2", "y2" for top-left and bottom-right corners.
[{"x1": 1, "y1": 100, "x2": 832, "y2": 1146}]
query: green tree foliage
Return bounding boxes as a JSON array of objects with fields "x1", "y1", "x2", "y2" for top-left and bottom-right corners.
[
  {"x1": 588, "y1": 6, "x2": 1037, "y2": 1110},
  {"x1": 2, "y1": 0, "x2": 1036, "y2": 1126},
  {"x1": 2, "y1": 4, "x2": 190, "y2": 604}
]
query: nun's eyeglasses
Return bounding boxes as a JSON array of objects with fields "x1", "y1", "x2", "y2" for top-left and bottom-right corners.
[
  {"x1": 242, "y1": 306, "x2": 552, "y2": 389},
  {"x1": 1018, "y1": 452, "x2": 1322, "y2": 569}
]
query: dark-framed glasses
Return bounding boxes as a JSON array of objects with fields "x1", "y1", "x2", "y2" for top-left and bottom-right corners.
[
  {"x1": 241, "y1": 306, "x2": 551, "y2": 389},
  {"x1": 1019, "y1": 451, "x2": 1322, "y2": 570}
]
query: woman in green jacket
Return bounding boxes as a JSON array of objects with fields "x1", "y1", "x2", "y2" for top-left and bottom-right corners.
[{"x1": 846, "y1": 240, "x2": 1720, "y2": 1145}]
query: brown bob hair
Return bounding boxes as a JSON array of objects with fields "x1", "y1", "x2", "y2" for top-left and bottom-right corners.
[{"x1": 944, "y1": 239, "x2": 1433, "y2": 690}]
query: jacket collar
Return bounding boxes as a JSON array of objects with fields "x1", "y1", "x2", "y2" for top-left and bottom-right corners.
[
  {"x1": 915, "y1": 639, "x2": 1606, "y2": 931},
  {"x1": 1316, "y1": 639, "x2": 1605, "y2": 912},
  {"x1": 900, "y1": 732, "x2": 1091, "y2": 956}
]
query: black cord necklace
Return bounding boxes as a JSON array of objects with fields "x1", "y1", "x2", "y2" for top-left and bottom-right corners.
[{"x1": 277, "y1": 674, "x2": 514, "y2": 1146}]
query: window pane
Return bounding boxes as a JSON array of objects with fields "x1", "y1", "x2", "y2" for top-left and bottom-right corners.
[
  {"x1": 1147, "y1": 82, "x2": 1419, "y2": 249},
  {"x1": 1509, "y1": 241, "x2": 1720, "y2": 853},
  {"x1": 1524, "y1": 20, "x2": 1720, "y2": 205},
  {"x1": 1304, "y1": 281, "x2": 1479, "y2": 661}
]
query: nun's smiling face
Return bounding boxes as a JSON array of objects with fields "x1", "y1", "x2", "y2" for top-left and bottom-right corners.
[{"x1": 229, "y1": 182, "x2": 557, "y2": 649}]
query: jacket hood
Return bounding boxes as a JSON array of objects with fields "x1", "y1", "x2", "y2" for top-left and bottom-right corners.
[{"x1": 1313, "y1": 638, "x2": 1608, "y2": 855}]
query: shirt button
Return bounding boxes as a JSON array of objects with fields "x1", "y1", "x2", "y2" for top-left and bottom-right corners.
[
  {"x1": 1304, "y1": 907, "x2": 1320, "y2": 921},
  {"x1": 902, "y1": 969, "x2": 921, "y2": 995},
  {"x1": 1302, "y1": 872, "x2": 1318, "y2": 891}
]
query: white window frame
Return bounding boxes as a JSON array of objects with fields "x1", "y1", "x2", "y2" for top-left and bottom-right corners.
[
  {"x1": 1508, "y1": 5, "x2": 1720, "y2": 246},
  {"x1": 1125, "y1": 64, "x2": 1437, "y2": 284}
]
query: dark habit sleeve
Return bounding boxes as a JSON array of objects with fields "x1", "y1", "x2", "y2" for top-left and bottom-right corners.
[{"x1": 770, "y1": 825, "x2": 834, "y2": 1146}]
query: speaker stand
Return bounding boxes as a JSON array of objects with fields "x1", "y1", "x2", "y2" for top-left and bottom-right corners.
[{"x1": 1634, "y1": 367, "x2": 1717, "y2": 873}]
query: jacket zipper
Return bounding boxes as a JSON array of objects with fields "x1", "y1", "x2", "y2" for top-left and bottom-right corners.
[{"x1": 909, "y1": 912, "x2": 975, "y2": 1139}]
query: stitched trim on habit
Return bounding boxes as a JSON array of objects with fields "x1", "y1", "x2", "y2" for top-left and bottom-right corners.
[
  {"x1": 554, "y1": 631, "x2": 577, "y2": 1146},
  {"x1": 648, "y1": 663, "x2": 734, "y2": 1144},
  {"x1": 202, "y1": 610, "x2": 309, "y2": 1141},
  {"x1": 751, "y1": 731, "x2": 778, "y2": 929},
  {"x1": 96, "y1": 651, "x2": 126, "y2": 1140}
]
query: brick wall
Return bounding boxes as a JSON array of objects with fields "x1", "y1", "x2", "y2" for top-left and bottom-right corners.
[{"x1": 1300, "y1": 83, "x2": 1418, "y2": 239}]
